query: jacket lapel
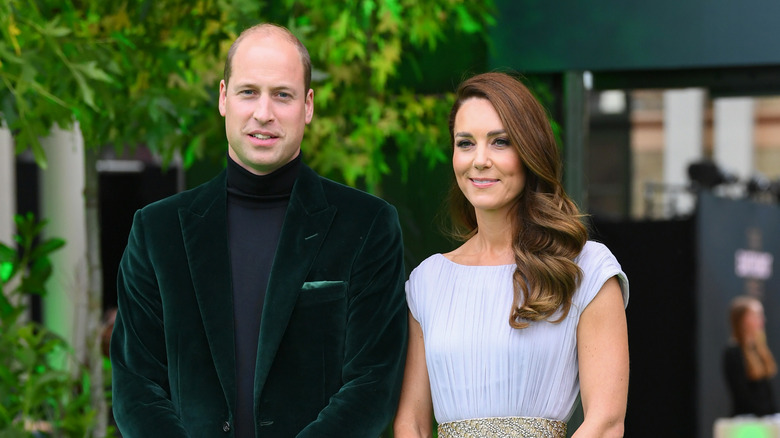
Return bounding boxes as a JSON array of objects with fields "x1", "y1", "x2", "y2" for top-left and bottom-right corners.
[
  {"x1": 179, "y1": 171, "x2": 237, "y2": 413},
  {"x1": 254, "y1": 165, "x2": 336, "y2": 397}
]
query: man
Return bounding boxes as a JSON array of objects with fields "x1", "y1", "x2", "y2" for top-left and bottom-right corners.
[{"x1": 110, "y1": 23, "x2": 408, "y2": 437}]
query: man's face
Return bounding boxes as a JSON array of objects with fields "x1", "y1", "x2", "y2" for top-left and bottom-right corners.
[{"x1": 219, "y1": 31, "x2": 313, "y2": 175}]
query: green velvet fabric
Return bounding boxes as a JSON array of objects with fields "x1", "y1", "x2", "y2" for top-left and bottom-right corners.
[{"x1": 110, "y1": 165, "x2": 408, "y2": 437}]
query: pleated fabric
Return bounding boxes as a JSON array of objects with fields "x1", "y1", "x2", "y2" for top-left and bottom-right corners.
[{"x1": 406, "y1": 241, "x2": 629, "y2": 424}]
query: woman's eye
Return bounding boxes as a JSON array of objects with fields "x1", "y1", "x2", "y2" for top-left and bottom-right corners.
[
  {"x1": 494, "y1": 138, "x2": 511, "y2": 147},
  {"x1": 456, "y1": 140, "x2": 473, "y2": 148}
]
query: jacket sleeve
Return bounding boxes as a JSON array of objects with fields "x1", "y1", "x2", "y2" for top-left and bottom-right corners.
[
  {"x1": 296, "y1": 203, "x2": 408, "y2": 437},
  {"x1": 110, "y1": 209, "x2": 190, "y2": 437}
]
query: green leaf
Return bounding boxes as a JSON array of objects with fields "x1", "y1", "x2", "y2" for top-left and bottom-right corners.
[
  {"x1": 70, "y1": 68, "x2": 96, "y2": 109},
  {"x1": 455, "y1": 4, "x2": 482, "y2": 34},
  {"x1": 30, "y1": 138, "x2": 48, "y2": 170},
  {"x1": 331, "y1": 10, "x2": 351, "y2": 41},
  {"x1": 0, "y1": 42, "x2": 23, "y2": 64},
  {"x1": 0, "y1": 261, "x2": 12, "y2": 283},
  {"x1": 362, "y1": 0, "x2": 376, "y2": 19},
  {"x1": 73, "y1": 61, "x2": 113, "y2": 83},
  {"x1": 110, "y1": 31, "x2": 136, "y2": 49},
  {"x1": 14, "y1": 346, "x2": 35, "y2": 369},
  {"x1": 27, "y1": 214, "x2": 48, "y2": 238},
  {"x1": 17, "y1": 62, "x2": 37, "y2": 95},
  {"x1": 383, "y1": 0, "x2": 402, "y2": 18},
  {"x1": 28, "y1": 238, "x2": 66, "y2": 262},
  {"x1": 40, "y1": 20, "x2": 72, "y2": 38},
  {"x1": 28, "y1": 80, "x2": 71, "y2": 109}
]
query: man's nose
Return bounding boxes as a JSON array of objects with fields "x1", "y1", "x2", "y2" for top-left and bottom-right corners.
[{"x1": 253, "y1": 95, "x2": 274, "y2": 123}]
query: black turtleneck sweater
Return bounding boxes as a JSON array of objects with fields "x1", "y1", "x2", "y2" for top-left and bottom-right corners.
[{"x1": 226, "y1": 154, "x2": 300, "y2": 438}]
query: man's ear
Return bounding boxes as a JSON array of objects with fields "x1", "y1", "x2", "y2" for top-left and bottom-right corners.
[
  {"x1": 219, "y1": 80, "x2": 228, "y2": 117},
  {"x1": 305, "y1": 88, "x2": 314, "y2": 124}
]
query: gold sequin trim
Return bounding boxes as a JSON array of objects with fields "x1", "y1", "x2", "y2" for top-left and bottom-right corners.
[{"x1": 438, "y1": 416, "x2": 567, "y2": 438}]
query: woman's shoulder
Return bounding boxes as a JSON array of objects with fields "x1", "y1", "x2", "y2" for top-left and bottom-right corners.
[
  {"x1": 409, "y1": 253, "x2": 448, "y2": 279},
  {"x1": 405, "y1": 254, "x2": 450, "y2": 319},
  {"x1": 407, "y1": 252, "x2": 483, "y2": 291},
  {"x1": 574, "y1": 240, "x2": 629, "y2": 308},
  {"x1": 576, "y1": 241, "x2": 620, "y2": 270},
  {"x1": 579, "y1": 240, "x2": 611, "y2": 256}
]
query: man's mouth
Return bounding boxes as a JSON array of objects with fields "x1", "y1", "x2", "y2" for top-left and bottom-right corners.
[{"x1": 250, "y1": 133, "x2": 273, "y2": 140}]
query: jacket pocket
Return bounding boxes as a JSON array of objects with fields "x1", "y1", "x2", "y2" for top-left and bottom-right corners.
[{"x1": 298, "y1": 280, "x2": 347, "y2": 306}]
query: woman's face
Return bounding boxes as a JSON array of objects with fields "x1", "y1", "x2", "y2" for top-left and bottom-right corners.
[{"x1": 452, "y1": 97, "x2": 525, "y2": 216}]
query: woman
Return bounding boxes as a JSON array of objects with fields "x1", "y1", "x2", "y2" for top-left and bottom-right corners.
[
  {"x1": 394, "y1": 72, "x2": 629, "y2": 438},
  {"x1": 723, "y1": 295, "x2": 777, "y2": 417}
]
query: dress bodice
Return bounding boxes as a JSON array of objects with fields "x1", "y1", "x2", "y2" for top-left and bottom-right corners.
[{"x1": 405, "y1": 241, "x2": 629, "y2": 423}]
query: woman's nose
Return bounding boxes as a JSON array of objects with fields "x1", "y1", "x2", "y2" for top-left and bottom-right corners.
[{"x1": 473, "y1": 144, "x2": 491, "y2": 169}]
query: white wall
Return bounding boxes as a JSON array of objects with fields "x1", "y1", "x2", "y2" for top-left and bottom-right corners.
[
  {"x1": 0, "y1": 124, "x2": 14, "y2": 246},
  {"x1": 663, "y1": 88, "x2": 706, "y2": 216},
  {"x1": 714, "y1": 97, "x2": 754, "y2": 187}
]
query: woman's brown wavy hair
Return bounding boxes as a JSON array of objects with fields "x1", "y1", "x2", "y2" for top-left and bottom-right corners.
[{"x1": 447, "y1": 72, "x2": 588, "y2": 329}]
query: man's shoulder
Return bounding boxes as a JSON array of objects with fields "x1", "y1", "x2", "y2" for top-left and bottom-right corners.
[
  {"x1": 139, "y1": 171, "x2": 225, "y2": 216},
  {"x1": 315, "y1": 175, "x2": 393, "y2": 214}
]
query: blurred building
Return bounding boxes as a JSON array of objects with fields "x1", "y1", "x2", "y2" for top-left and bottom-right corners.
[{"x1": 588, "y1": 89, "x2": 780, "y2": 219}]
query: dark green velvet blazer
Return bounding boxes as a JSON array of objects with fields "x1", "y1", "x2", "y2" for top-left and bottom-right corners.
[{"x1": 110, "y1": 164, "x2": 408, "y2": 437}]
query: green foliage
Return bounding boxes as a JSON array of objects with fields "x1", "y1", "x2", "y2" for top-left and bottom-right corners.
[
  {"x1": 0, "y1": 214, "x2": 65, "y2": 316},
  {"x1": 1, "y1": 0, "x2": 495, "y2": 190},
  {"x1": 0, "y1": 0, "x2": 229, "y2": 169},
  {"x1": 0, "y1": 213, "x2": 105, "y2": 437},
  {"x1": 267, "y1": 0, "x2": 496, "y2": 189}
]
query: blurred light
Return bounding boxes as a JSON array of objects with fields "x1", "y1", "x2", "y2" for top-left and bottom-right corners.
[
  {"x1": 96, "y1": 160, "x2": 144, "y2": 173},
  {"x1": 599, "y1": 90, "x2": 626, "y2": 114},
  {"x1": 733, "y1": 424, "x2": 773, "y2": 438}
]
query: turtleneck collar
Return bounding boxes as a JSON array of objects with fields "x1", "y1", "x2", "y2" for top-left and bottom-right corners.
[{"x1": 226, "y1": 154, "x2": 301, "y2": 201}]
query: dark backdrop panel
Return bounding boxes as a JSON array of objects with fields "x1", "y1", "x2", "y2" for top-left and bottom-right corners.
[
  {"x1": 696, "y1": 193, "x2": 780, "y2": 438},
  {"x1": 491, "y1": 0, "x2": 780, "y2": 73},
  {"x1": 99, "y1": 166, "x2": 178, "y2": 313},
  {"x1": 16, "y1": 159, "x2": 42, "y2": 322},
  {"x1": 587, "y1": 111, "x2": 632, "y2": 219},
  {"x1": 591, "y1": 217, "x2": 696, "y2": 437}
]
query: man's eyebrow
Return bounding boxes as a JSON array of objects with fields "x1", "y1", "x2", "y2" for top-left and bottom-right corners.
[
  {"x1": 230, "y1": 82, "x2": 298, "y2": 95},
  {"x1": 230, "y1": 81, "x2": 257, "y2": 90},
  {"x1": 271, "y1": 85, "x2": 297, "y2": 94}
]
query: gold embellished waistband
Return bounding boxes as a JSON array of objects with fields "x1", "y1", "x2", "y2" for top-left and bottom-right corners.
[{"x1": 437, "y1": 416, "x2": 567, "y2": 438}]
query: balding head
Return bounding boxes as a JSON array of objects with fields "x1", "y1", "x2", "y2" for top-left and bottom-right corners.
[{"x1": 223, "y1": 23, "x2": 312, "y2": 92}]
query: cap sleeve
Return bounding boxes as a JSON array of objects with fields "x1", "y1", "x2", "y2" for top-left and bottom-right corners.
[{"x1": 573, "y1": 241, "x2": 629, "y2": 313}]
